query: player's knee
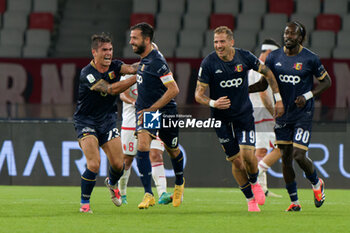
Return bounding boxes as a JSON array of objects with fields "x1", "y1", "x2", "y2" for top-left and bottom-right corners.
[
  {"x1": 230, "y1": 155, "x2": 244, "y2": 170},
  {"x1": 166, "y1": 147, "x2": 180, "y2": 158},
  {"x1": 137, "y1": 140, "x2": 150, "y2": 151},
  {"x1": 87, "y1": 159, "x2": 100, "y2": 173},
  {"x1": 255, "y1": 148, "x2": 267, "y2": 159},
  {"x1": 124, "y1": 156, "x2": 134, "y2": 169},
  {"x1": 293, "y1": 150, "x2": 306, "y2": 163},
  {"x1": 112, "y1": 164, "x2": 124, "y2": 172},
  {"x1": 150, "y1": 149, "x2": 163, "y2": 162}
]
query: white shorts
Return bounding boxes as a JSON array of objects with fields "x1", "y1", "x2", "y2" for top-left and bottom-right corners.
[
  {"x1": 121, "y1": 128, "x2": 164, "y2": 156},
  {"x1": 255, "y1": 121, "x2": 276, "y2": 150}
]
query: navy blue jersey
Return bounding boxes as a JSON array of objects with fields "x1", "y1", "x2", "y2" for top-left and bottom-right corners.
[
  {"x1": 74, "y1": 60, "x2": 123, "y2": 124},
  {"x1": 198, "y1": 49, "x2": 262, "y2": 120},
  {"x1": 265, "y1": 46, "x2": 328, "y2": 123},
  {"x1": 135, "y1": 49, "x2": 176, "y2": 112}
]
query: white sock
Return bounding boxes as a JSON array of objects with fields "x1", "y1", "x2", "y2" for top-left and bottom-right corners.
[
  {"x1": 258, "y1": 171, "x2": 267, "y2": 193},
  {"x1": 118, "y1": 168, "x2": 131, "y2": 196},
  {"x1": 312, "y1": 180, "x2": 320, "y2": 190},
  {"x1": 292, "y1": 200, "x2": 300, "y2": 205},
  {"x1": 258, "y1": 160, "x2": 270, "y2": 174},
  {"x1": 152, "y1": 162, "x2": 167, "y2": 197}
]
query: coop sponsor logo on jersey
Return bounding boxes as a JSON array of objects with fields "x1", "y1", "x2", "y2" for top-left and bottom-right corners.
[
  {"x1": 220, "y1": 78, "x2": 243, "y2": 88},
  {"x1": 279, "y1": 74, "x2": 301, "y2": 85}
]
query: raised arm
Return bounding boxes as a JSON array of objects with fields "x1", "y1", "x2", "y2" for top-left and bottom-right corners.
[
  {"x1": 194, "y1": 81, "x2": 231, "y2": 109},
  {"x1": 90, "y1": 75, "x2": 137, "y2": 95}
]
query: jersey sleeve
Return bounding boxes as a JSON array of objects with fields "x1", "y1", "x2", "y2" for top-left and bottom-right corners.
[
  {"x1": 151, "y1": 58, "x2": 174, "y2": 84},
  {"x1": 112, "y1": 59, "x2": 124, "y2": 75},
  {"x1": 312, "y1": 55, "x2": 328, "y2": 81},
  {"x1": 264, "y1": 52, "x2": 274, "y2": 70},
  {"x1": 80, "y1": 69, "x2": 100, "y2": 89},
  {"x1": 245, "y1": 50, "x2": 262, "y2": 72},
  {"x1": 198, "y1": 57, "x2": 211, "y2": 84}
]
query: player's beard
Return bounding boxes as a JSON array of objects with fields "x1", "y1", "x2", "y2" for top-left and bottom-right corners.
[
  {"x1": 284, "y1": 39, "x2": 298, "y2": 49},
  {"x1": 134, "y1": 41, "x2": 146, "y2": 54}
]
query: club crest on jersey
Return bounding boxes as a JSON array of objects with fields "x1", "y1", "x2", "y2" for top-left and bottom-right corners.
[
  {"x1": 235, "y1": 64, "x2": 243, "y2": 72},
  {"x1": 293, "y1": 63, "x2": 303, "y2": 70},
  {"x1": 108, "y1": 71, "x2": 116, "y2": 79}
]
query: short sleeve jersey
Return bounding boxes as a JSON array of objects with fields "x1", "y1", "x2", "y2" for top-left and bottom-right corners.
[
  {"x1": 74, "y1": 60, "x2": 123, "y2": 124},
  {"x1": 198, "y1": 49, "x2": 262, "y2": 120},
  {"x1": 135, "y1": 49, "x2": 176, "y2": 112},
  {"x1": 265, "y1": 46, "x2": 328, "y2": 123}
]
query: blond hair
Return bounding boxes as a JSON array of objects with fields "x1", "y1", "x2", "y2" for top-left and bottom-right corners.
[{"x1": 214, "y1": 26, "x2": 233, "y2": 40}]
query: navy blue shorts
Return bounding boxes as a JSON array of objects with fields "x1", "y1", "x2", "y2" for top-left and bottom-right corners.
[
  {"x1": 74, "y1": 118, "x2": 120, "y2": 147},
  {"x1": 136, "y1": 108, "x2": 179, "y2": 150},
  {"x1": 215, "y1": 114, "x2": 256, "y2": 159},
  {"x1": 274, "y1": 119, "x2": 312, "y2": 151}
]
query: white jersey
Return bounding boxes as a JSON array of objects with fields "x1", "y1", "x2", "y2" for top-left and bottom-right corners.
[
  {"x1": 121, "y1": 75, "x2": 137, "y2": 128},
  {"x1": 120, "y1": 75, "x2": 165, "y2": 155},
  {"x1": 248, "y1": 68, "x2": 276, "y2": 149},
  {"x1": 248, "y1": 69, "x2": 274, "y2": 123}
]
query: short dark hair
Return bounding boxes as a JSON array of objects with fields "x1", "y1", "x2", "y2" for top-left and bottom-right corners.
[
  {"x1": 287, "y1": 21, "x2": 306, "y2": 44},
  {"x1": 130, "y1": 22, "x2": 154, "y2": 41},
  {"x1": 91, "y1": 32, "x2": 112, "y2": 50},
  {"x1": 214, "y1": 26, "x2": 234, "y2": 40}
]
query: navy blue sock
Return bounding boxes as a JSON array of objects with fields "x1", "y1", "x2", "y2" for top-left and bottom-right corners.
[
  {"x1": 171, "y1": 151, "x2": 184, "y2": 185},
  {"x1": 305, "y1": 169, "x2": 319, "y2": 185},
  {"x1": 286, "y1": 181, "x2": 298, "y2": 202},
  {"x1": 136, "y1": 151, "x2": 153, "y2": 194},
  {"x1": 240, "y1": 182, "x2": 254, "y2": 199},
  {"x1": 248, "y1": 171, "x2": 259, "y2": 184},
  {"x1": 109, "y1": 164, "x2": 124, "y2": 186},
  {"x1": 81, "y1": 169, "x2": 97, "y2": 204}
]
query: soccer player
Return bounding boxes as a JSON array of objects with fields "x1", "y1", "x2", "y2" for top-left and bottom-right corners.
[
  {"x1": 118, "y1": 74, "x2": 172, "y2": 205},
  {"x1": 129, "y1": 22, "x2": 185, "y2": 209},
  {"x1": 248, "y1": 39, "x2": 282, "y2": 198},
  {"x1": 73, "y1": 33, "x2": 139, "y2": 213},
  {"x1": 195, "y1": 26, "x2": 284, "y2": 212},
  {"x1": 250, "y1": 22, "x2": 331, "y2": 211}
]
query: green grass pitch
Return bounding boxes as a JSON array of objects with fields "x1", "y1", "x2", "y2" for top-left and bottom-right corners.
[{"x1": 0, "y1": 186, "x2": 349, "y2": 233}]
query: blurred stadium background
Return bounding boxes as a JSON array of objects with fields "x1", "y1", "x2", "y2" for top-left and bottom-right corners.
[{"x1": 0, "y1": 0, "x2": 349, "y2": 188}]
